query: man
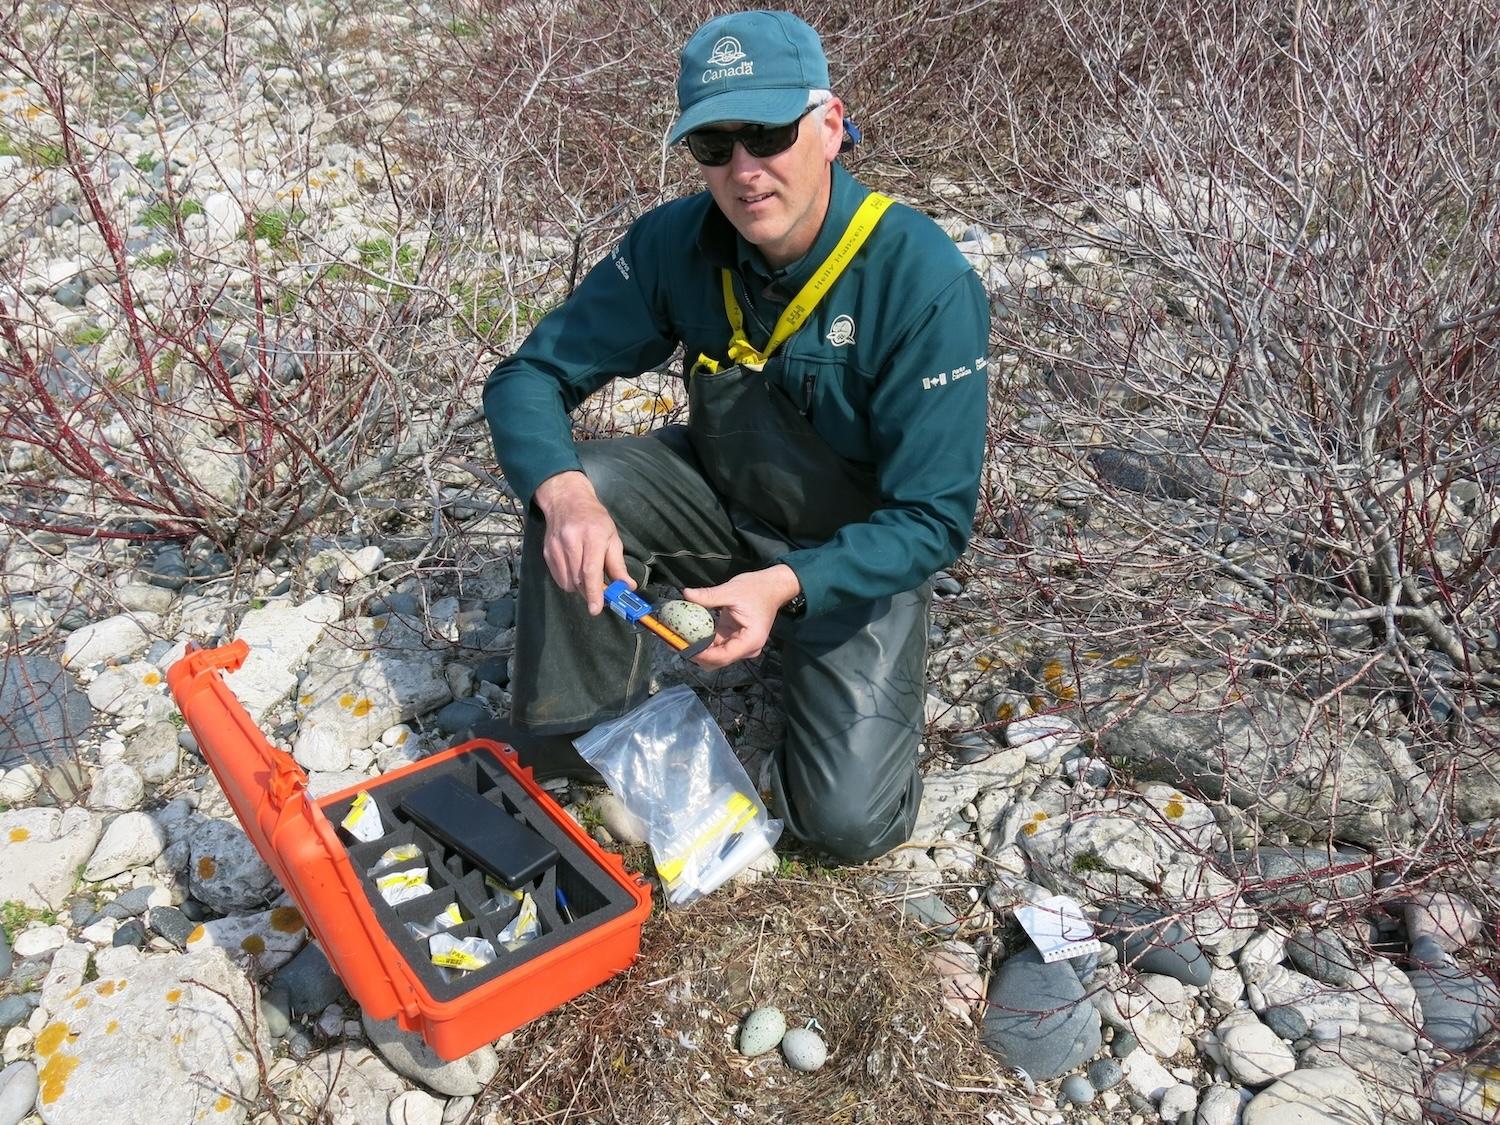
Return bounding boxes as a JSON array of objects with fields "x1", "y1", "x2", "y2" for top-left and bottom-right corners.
[{"x1": 482, "y1": 10, "x2": 989, "y2": 862}]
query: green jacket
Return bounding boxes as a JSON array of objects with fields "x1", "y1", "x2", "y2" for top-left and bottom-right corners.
[{"x1": 483, "y1": 163, "x2": 990, "y2": 617}]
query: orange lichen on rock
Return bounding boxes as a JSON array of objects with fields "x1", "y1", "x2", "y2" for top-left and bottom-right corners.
[
  {"x1": 188, "y1": 925, "x2": 206, "y2": 944},
  {"x1": 240, "y1": 934, "x2": 266, "y2": 955},
  {"x1": 8, "y1": 827, "x2": 29, "y2": 843},
  {"x1": 270, "y1": 906, "x2": 304, "y2": 933},
  {"x1": 166, "y1": 988, "x2": 183, "y2": 1004},
  {"x1": 39, "y1": 1052, "x2": 80, "y2": 1105},
  {"x1": 352, "y1": 698, "x2": 373, "y2": 717},
  {"x1": 143, "y1": 671, "x2": 162, "y2": 685},
  {"x1": 95, "y1": 980, "x2": 118, "y2": 996},
  {"x1": 35, "y1": 1022, "x2": 74, "y2": 1056},
  {"x1": 215, "y1": 1095, "x2": 233, "y2": 1112},
  {"x1": 338, "y1": 693, "x2": 356, "y2": 709},
  {"x1": 1164, "y1": 797, "x2": 1186, "y2": 818},
  {"x1": 197, "y1": 856, "x2": 217, "y2": 879}
]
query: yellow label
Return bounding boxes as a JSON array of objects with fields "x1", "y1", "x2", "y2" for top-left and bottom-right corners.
[
  {"x1": 431, "y1": 950, "x2": 485, "y2": 970},
  {"x1": 656, "y1": 791, "x2": 758, "y2": 885}
]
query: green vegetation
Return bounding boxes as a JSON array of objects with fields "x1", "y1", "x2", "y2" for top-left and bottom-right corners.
[
  {"x1": 134, "y1": 151, "x2": 161, "y2": 172},
  {"x1": 0, "y1": 134, "x2": 67, "y2": 167},
  {"x1": 252, "y1": 207, "x2": 306, "y2": 248},
  {"x1": 138, "y1": 248, "x2": 177, "y2": 268},
  {"x1": 71, "y1": 324, "x2": 109, "y2": 346},
  {"x1": 140, "y1": 197, "x2": 204, "y2": 230},
  {"x1": 1071, "y1": 849, "x2": 1109, "y2": 874},
  {"x1": 2, "y1": 900, "x2": 59, "y2": 942},
  {"x1": 357, "y1": 236, "x2": 417, "y2": 269},
  {"x1": 0, "y1": 133, "x2": 17, "y2": 157},
  {"x1": 453, "y1": 271, "x2": 551, "y2": 338}
]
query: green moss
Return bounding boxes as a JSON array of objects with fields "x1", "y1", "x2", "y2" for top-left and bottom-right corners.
[
  {"x1": 138, "y1": 248, "x2": 176, "y2": 268},
  {"x1": 358, "y1": 237, "x2": 417, "y2": 268},
  {"x1": 0, "y1": 133, "x2": 17, "y2": 157},
  {"x1": 29, "y1": 142, "x2": 67, "y2": 167},
  {"x1": 134, "y1": 151, "x2": 160, "y2": 172},
  {"x1": 1071, "y1": 850, "x2": 1109, "y2": 874}
]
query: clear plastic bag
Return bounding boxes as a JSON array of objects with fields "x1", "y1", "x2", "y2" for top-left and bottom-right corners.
[{"x1": 575, "y1": 685, "x2": 781, "y2": 908}]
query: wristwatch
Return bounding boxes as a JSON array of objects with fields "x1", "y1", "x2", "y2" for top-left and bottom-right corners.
[{"x1": 782, "y1": 593, "x2": 807, "y2": 619}]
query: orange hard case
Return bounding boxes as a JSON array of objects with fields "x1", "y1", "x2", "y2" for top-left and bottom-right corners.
[{"x1": 168, "y1": 640, "x2": 653, "y2": 1060}]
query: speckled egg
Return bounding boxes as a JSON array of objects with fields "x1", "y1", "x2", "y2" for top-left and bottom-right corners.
[
  {"x1": 657, "y1": 599, "x2": 716, "y2": 644},
  {"x1": 780, "y1": 1027, "x2": 827, "y2": 1072},
  {"x1": 737, "y1": 1006, "x2": 787, "y2": 1057}
]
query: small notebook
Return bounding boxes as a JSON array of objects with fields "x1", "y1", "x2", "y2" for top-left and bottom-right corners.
[{"x1": 1014, "y1": 894, "x2": 1102, "y2": 963}]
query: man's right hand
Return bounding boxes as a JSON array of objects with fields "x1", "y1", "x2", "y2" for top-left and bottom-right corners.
[{"x1": 533, "y1": 470, "x2": 634, "y2": 616}]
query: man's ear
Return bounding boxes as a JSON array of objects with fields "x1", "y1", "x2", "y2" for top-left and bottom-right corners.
[{"x1": 820, "y1": 98, "x2": 845, "y2": 160}]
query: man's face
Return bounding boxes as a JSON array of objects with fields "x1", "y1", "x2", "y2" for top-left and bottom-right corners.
[{"x1": 695, "y1": 99, "x2": 845, "y2": 269}]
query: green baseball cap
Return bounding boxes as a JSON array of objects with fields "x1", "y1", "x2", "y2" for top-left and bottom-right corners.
[{"x1": 667, "y1": 11, "x2": 830, "y2": 145}]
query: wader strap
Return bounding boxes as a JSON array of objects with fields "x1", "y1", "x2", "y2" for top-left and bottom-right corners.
[{"x1": 694, "y1": 191, "x2": 892, "y2": 375}]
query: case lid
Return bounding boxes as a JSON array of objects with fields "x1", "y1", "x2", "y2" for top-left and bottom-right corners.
[{"x1": 168, "y1": 641, "x2": 424, "y2": 1022}]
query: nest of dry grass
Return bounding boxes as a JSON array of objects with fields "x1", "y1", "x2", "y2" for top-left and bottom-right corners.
[{"x1": 472, "y1": 871, "x2": 1023, "y2": 1124}]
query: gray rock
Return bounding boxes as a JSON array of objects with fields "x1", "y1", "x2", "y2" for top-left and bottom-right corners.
[
  {"x1": 188, "y1": 816, "x2": 278, "y2": 913},
  {"x1": 1089, "y1": 445, "x2": 1217, "y2": 501},
  {"x1": 1086, "y1": 1057, "x2": 1122, "y2": 1090},
  {"x1": 435, "y1": 698, "x2": 489, "y2": 735},
  {"x1": 1060, "y1": 1073, "x2": 1094, "y2": 1106},
  {"x1": 0, "y1": 995, "x2": 37, "y2": 1030},
  {"x1": 1407, "y1": 935, "x2": 1450, "y2": 967},
  {"x1": 0, "y1": 805, "x2": 102, "y2": 909},
  {"x1": 484, "y1": 597, "x2": 516, "y2": 630},
  {"x1": 0, "y1": 653, "x2": 94, "y2": 769},
  {"x1": 272, "y1": 940, "x2": 347, "y2": 1016},
  {"x1": 1230, "y1": 846, "x2": 1373, "y2": 909},
  {"x1": 363, "y1": 1012, "x2": 499, "y2": 1095},
  {"x1": 1207, "y1": 1010, "x2": 1295, "y2": 1086},
  {"x1": 1097, "y1": 903, "x2": 1212, "y2": 986},
  {"x1": 1262, "y1": 1005, "x2": 1307, "y2": 1041},
  {"x1": 1111, "y1": 1030, "x2": 1139, "y2": 1058},
  {"x1": 0, "y1": 927, "x2": 9, "y2": 981},
  {"x1": 901, "y1": 893, "x2": 962, "y2": 938},
  {"x1": 28, "y1": 948, "x2": 267, "y2": 1124},
  {"x1": 146, "y1": 905, "x2": 197, "y2": 949},
  {"x1": 1096, "y1": 679, "x2": 1415, "y2": 848},
  {"x1": 1298, "y1": 1035, "x2": 1423, "y2": 1123},
  {"x1": 111, "y1": 920, "x2": 146, "y2": 948},
  {"x1": 1407, "y1": 959, "x2": 1500, "y2": 1050},
  {"x1": 36, "y1": 759, "x2": 90, "y2": 805},
  {"x1": 0, "y1": 1061, "x2": 38, "y2": 1125},
  {"x1": 1285, "y1": 926, "x2": 1360, "y2": 987},
  {"x1": 980, "y1": 949, "x2": 1101, "y2": 1080}
]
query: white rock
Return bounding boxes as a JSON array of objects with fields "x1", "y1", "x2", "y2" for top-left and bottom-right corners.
[
  {"x1": 1250, "y1": 965, "x2": 1361, "y2": 1033},
  {"x1": 35, "y1": 948, "x2": 268, "y2": 1125},
  {"x1": 184, "y1": 903, "x2": 309, "y2": 972},
  {"x1": 0, "y1": 806, "x2": 103, "y2": 909},
  {"x1": 389, "y1": 1089, "x2": 444, "y2": 1125},
  {"x1": 1403, "y1": 891, "x2": 1482, "y2": 953},
  {"x1": 1208, "y1": 1010, "x2": 1295, "y2": 1085},
  {"x1": 60, "y1": 612, "x2": 158, "y2": 668},
  {"x1": 0, "y1": 764, "x2": 41, "y2": 804},
  {"x1": 87, "y1": 760, "x2": 145, "y2": 811},
  {"x1": 1159, "y1": 1083, "x2": 1198, "y2": 1121},
  {"x1": 1003, "y1": 714, "x2": 1083, "y2": 768},
  {"x1": 14, "y1": 923, "x2": 69, "y2": 958},
  {"x1": 1121, "y1": 1048, "x2": 1176, "y2": 1101},
  {"x1": 80, "y1": 918, "x2": 118, "y2": 945},
  {"x1": 86, "y1": 661, "x2": 167, "y2": 716},
  {"x1": 41, "y1": 941, "x2": 91, "y2": 1010},
  {"x1": 1242, "y1": 1066, "x2": 1378, "y2": 1125},
  {"x1": 337, "y1": 545, "x2": 385, "y2": 583},
  {"x1": 224, "y1": 595, "x2": 343, "y2": 722},
  {"x1": 84, "y1": 811, "x2": 167, "y2": 880},
  {"x1": 1237, "y1": 929, "x2": 1288, "y2": 982},
  {"x1": 1194, "y1": 1084, "x2": 1245, "y2": 1125},
  {"x1": 200, "y1": 189, "x2": 243, "y2": 248},
  {"x1": 290, "y1": 1047, "x2": 406, "y2": 1125}
]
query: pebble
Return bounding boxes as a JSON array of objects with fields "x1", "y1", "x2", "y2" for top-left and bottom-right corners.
[
  {"x1": 1403, "y1": 891, "x2": 1481, "y2": 953},
  {"x1": 1261, "y1": 1006, "x2": 1307, "y2": 1041},
  {"x1": 1406, "y1": 960, "x2": 1500, "y2": 1051},
  {"x1": 0, "y1": 1060, "x2": 39, "y2": 1125},
  {"x1": 1086, "y1": 1058, "x2": 1123, "y2": 1091},
  {"x1": 738, "y1": 1007, "x2": 786, "y2": 1056},
  {"x1": 262, "y1": 986, "x2": 292, "y2": 1038},
  {"x1": 780, "y1": 1027, "x2": 827, "y2": 1072},
  {"x1": 0, "y1": 930, "x2": 9, "y2": 982},
  {"x1": 1060, "y1": 1073, "x2": 1094, "y2": 1106},
  {"x1": 1193, "y1": 1085, "x2": 1242, "y2": 1125},
  {"x1": 1097, "y1": 903, "x2": 1212, "y2": 987},
  {"x1": 981, "y1": 950, "x2": 1101, "y2": 1080},
  {"x1": 1158, "y1": 1083, "x2": 1197, "y2": 1122},
  {"x1": 1111, "y1": 1031, "x2": 1139, "y2": 1058}
]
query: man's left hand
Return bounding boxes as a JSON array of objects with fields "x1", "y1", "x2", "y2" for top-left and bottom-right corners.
[{"x1": 682, "y1": 564, "x2": 802, "y2": 668}]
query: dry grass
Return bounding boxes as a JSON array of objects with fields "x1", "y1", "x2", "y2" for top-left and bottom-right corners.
[{"x1": 472, "y1": 872, "x2": 1023, "y2": 1125}]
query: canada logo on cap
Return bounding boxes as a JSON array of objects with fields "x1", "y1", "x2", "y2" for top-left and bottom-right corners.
[{"x1": 707, "y1": 36, "x2": 747, "y2": 66}]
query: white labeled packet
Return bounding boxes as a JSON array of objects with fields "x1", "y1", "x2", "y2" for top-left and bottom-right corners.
[
  {"x1": 341, "y1": 791, "x2": 385, "y2": 843},
  {"x1": 1014, "y1": 894, "x2": 1102, "y2": 963}
]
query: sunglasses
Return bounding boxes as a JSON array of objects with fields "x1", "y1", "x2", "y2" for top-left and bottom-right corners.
[{"x1": 685, "y1": 107, "x2": 816, "y2": 166}]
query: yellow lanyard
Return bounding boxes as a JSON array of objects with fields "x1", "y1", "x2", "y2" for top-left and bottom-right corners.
[{"x1": 697, "y1": 191, "x2": 892, "y2": 374}]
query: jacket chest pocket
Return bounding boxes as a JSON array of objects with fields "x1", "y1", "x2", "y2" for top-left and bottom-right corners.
[{"x1": 778, "y1": 357, "x2": 873, "y2": 464}]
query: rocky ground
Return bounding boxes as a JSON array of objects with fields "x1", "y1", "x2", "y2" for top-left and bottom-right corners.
[{"x1": 2, "y1": 3, "x2": 1499, "y2": 1125}]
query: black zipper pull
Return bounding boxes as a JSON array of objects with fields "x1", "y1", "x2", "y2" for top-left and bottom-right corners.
[{"x1": 803, "y1": 374, "x2": 815, "y2": 412}]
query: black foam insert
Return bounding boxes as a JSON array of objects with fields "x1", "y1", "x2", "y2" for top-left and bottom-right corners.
[{"x1": 321, "y1": 747, "x2": 637, "y2": 1001}]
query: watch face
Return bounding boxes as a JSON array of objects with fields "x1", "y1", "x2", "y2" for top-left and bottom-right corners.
[{"x1": 784, "y1": 593, "x2": 807, "y2": 618}]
